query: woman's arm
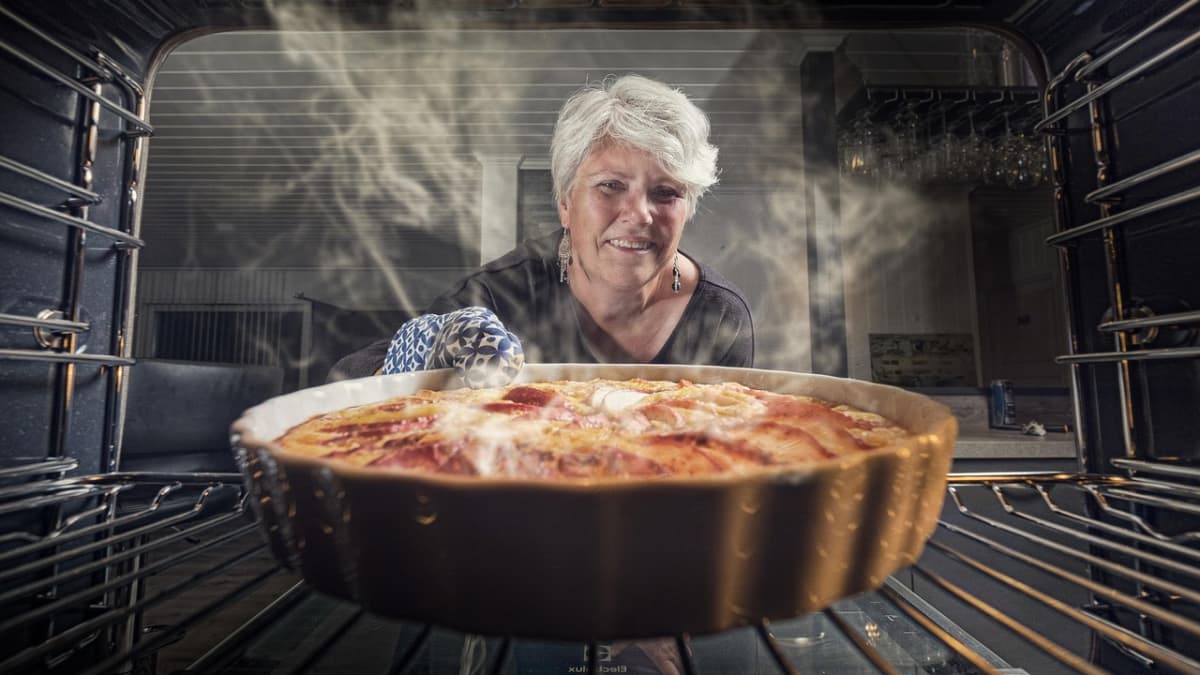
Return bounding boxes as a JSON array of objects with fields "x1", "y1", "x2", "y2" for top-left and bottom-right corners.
[
  {"x1": 327, "y1": 338, "x2": 390, "y2": 382},
  {"x1": 718, "y1": 321, "x2": 755, "y2": 368}
]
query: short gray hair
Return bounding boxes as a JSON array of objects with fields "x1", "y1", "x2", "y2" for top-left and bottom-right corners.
[{"x1": 550, "y1": 74, "x2": 719, "y2": 217}]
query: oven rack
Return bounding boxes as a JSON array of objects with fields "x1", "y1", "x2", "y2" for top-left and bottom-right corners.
[
  {"x1": 0, "y1": 2, "x2": 149, "y2": 470},
  {"x1": 0, "y1": 469, "x2": 278, "y2": 674},
  {"x1": 1038, "y1": 0, "x2": 1200, "y2": 464},
  {"x1": 1, "y1": 465, "x2": 1198, "y2": 674}
]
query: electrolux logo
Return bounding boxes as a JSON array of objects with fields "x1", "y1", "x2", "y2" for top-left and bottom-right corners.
[
  {"x1": 583, "y1": 644, "x2": 612, "y2": 662},
  {"x1": 564, "y1": 644, "x2": 629, "y2": 673}
]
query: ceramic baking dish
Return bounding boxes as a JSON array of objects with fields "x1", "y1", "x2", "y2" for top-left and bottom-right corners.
[{"x1": 231, "y1": 363, "x2": 958, "y2": 640}]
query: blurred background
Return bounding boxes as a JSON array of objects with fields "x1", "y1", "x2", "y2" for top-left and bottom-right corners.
[{"x1": 134, "y1": 25, "x2": 1061, "y2": 396}]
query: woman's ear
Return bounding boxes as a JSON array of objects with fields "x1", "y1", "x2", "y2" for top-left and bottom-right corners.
[{"x1": 557, "y1": 196, "x2": 570, "y2": 226}]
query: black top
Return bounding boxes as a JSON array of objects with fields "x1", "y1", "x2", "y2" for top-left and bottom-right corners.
[{"x1": 329, "y1": 232, "x2": 754, "y2": 380}]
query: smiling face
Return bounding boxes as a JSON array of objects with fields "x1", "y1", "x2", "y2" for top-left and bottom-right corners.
[{"x1": 558, "y1": 140, "x2": 690, "y2": 295}]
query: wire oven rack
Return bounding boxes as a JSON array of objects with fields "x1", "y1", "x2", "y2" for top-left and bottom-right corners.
[
  {"x1": 4, "y1": 463, "x2": 1200, "y2": 674},
  {"x1": 2, "y1": 0, "x2": 1200, "y2": 673}
]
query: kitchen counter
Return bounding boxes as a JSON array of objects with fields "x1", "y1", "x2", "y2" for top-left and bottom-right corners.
[{"x1": 954, "y1": 428, "x2": 1077, "y2": 459}]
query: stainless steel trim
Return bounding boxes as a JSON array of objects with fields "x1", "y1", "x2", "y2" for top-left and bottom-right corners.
[
  {"x1": 1099, "y1": 309, "x2": 1200, "y2": 332},
  {"x1": 1073, "y1": 0, "x2": 1200, "y2": 81},
  {"x1": 1110, "y1": 475, "x2": 1200, "y2": 500},
  {"x1": 0, "y1": 348, "x2": 136, "y2": 366},
  {"x1": 0, "y1": 524, "x2": 261, "y2": 637},
  {"x1": 880, "y1": 577, "x2": 1018, "y2": 669},
  {"x1": 0, "y1": 5, "x2": 115, "y2": 81},
  {"x1": 907, "y1": 565, "x2": 1103, "y2": 675},
  {"x1": 933, "y1": 525, "x2": 1200, "y2": 640},
  {"x1": 948, "y1": 487, "x2": 1200, "y2": 600},
  {"x1": 1111, "y1": 457, "x2": 1200, "y2": 480},
  {"x1": 0, "y1": 155, "x2": 101, "y2": 204},
  {"x1": 1042, "y1": 54, "x2": 1091, "y2": 471},
  {"x1": 822, "y1": 608, "x2": 901, "y2": 675},
  {"x1": 0, "y1": 311, "x2": 89, "y2": 333},
  {"x1": 1055, "y1": 345, "x2": 1200, "y2": 364},
  {"x1": 948, "y1": 471, "x2": 1127, "y2": 484},
  {"x1": 1046, "y1": 484, "x2": 1200, "y2": 553},
  {"x1": 1035, "y1": 24, "x2": 1200, "y2": 131},
  {"x1": 925, "y1": 539, "x2": 1200, "y2": 672},
  {"x1": 0, "y1": 457, "x2": 78, "y2": 478},
  {"x1": 1085, "y1": 77, "x2": 1140, "y2": 460},
  {"x1": 182, "y1": 581, "x2": 313, "y2": 673},
  {"x1": 0, "y1": 476, "x2": 107, "y2": 501},
  {"x1": 1045, "y1": 184, "x2": 1200, "y2": 246},
  {"x1": 0, "y1": 485, "x2": 105, "y2": 516},
  {"x1": 0, "y1": 483, "x2": 178, "y2": 562},
  {"x1": 106, "y1": 70, "x2": 149, "y2": 472},
  {"x1": 876, "y1": 585, "x2": 1001, "y2": 675},
  {"x1": 0, "y1": 511, "x2": 245, "y2": 606},
  {"x1": 73, "y1": 560, "x2": 284, "y2": 675},
  {"x1": 1086, "y1": 146, "x2": 1200, "y2": 203},
  {"x1": 75, "y1": 471, "x2": 245, "y2": 485},
  {"x1": 1099, "y1": 486, "x2": 1200, "y2": 517},
  {"x1": 0, "y1": 39, "x2": 153, "y2": 133},
  {"x1": 0, "y1": 192, "x2": 145, "y2": 247}
]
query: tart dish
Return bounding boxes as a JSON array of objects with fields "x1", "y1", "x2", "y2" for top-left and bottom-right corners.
[{"x1": 233, "y1": 364, "x2": 957, "y2": 640}]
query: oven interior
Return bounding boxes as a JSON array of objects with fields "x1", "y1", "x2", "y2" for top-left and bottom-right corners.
[{"x1": 1, "y1": 0, "x2": 1199, "y2": 673}]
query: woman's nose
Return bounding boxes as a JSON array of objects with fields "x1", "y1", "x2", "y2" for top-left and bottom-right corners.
[{"x1": 620, "y1": 191, "x2": 654, "y2": 226}]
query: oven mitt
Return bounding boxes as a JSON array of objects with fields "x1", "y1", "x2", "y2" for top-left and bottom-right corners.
[{"x1": 381, "y1": 306, "x2": 524, "y2": 389}]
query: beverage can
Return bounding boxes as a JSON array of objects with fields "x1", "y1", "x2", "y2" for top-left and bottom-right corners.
[{"x1": 990, "y1": 379, "x2": 1016, "y2": 427}]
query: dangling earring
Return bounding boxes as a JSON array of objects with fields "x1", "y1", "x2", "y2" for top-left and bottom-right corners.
[
  {"x1": 672, "y1": 253, "x2": 681, "y2": 294},
  {"x1": 558, "y1": 229, "x2": 572, "y2": 284}
]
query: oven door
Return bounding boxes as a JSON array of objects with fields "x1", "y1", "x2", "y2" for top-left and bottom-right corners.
[{"x1": 1, "y1": 0, "x2": 1199, "y2": 673}]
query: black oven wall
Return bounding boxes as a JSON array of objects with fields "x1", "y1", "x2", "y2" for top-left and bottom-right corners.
[
  {"x1": 1015, "y1": 0, "x2": 1200, "y2": 470},
  {"x1": 0, "y1": 9, "x2": 141, "y2": 475}
]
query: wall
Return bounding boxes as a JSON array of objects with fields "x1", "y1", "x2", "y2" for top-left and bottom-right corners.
[
  {"x1": 843, "y1": 185, "x2": 981, "y2": 383},
  {"x1": 687, "y1": 183, "x2": 812, "y2": 373},
  {"x1": 970, "y1": 187, "x2": 1067, "y2": 387}
]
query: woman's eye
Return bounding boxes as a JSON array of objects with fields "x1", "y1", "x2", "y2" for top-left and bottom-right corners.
[
  {"x1": 653, "y1": 187, "x2": 682, "y2": 201},
  {"x1": 598, "y1": 181, "x2": 623, "y2": 192}
]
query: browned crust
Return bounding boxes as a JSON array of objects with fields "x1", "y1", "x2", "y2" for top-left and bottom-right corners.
[{"x1": 275, "y1": 378, "x2": 910, "y2": 479}]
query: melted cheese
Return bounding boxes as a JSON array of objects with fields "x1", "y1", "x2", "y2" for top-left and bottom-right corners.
[{"x1": 276, "y1": 378, "x2": 909, "y2": 479}]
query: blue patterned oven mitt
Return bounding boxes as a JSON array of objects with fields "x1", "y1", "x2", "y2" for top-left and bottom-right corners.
[{"x1": 381, "y1": 307, "x2": 524, "y2": 389}]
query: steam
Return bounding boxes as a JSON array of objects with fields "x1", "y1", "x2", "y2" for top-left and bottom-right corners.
[
  {"x1": 143, "y1": 10, "x2": 1000, "y2": 387},
  {"x1": 264, "y1": 5, "x2": 495, "y2": 302}
]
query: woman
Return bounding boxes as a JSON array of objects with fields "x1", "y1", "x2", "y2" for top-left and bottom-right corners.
[
  {"x1": 345, "y1": 75, "x2": 754, "y2": 675},
  {"x1": 331, "y1": 74, "x2": 754, "y2": 382}
]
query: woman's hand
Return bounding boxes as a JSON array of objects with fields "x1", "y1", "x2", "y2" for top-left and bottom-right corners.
[{"x1": 382, "y1": 307, "x2": 524, "y2": 388}]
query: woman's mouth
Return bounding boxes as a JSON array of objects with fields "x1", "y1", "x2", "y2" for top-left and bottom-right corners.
[{"x1": 607, "y1": 238, "x2": 655, "y2": 252}]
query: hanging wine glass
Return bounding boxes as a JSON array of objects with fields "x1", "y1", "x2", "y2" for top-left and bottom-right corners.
[
  {"x1": 1027, "y1": 132, "x2": 1051, "y2": 187},
  {"x1": 891, "y1": 103, "x2": 923, "y2": 184},
  {"x1": 844, "y1": 111, "x2": 881, "y2": 181},
  {"x1": 918, "y1": 108, "x2": 942, "y2": 183},
  {"x1": 952, "y1": 109, "x2": 988, "y2": 184},
  {"x1": 1004, "y1": 123, "x2": 1042, "y2": 190},
  {"x1": 928, "y1": 104, "x2": 957, "y2": 183},
  {"x1": 984, "y1": 112, "x2": 1013, "y2": 186},
  {"x1": 838, "y1": 127, "x2": 854, "y2": 176}
]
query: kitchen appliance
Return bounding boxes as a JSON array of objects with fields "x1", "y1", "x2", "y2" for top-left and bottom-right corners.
[{"x1": 1, "y1": 1, "x2": 1198, "y2": 673}]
